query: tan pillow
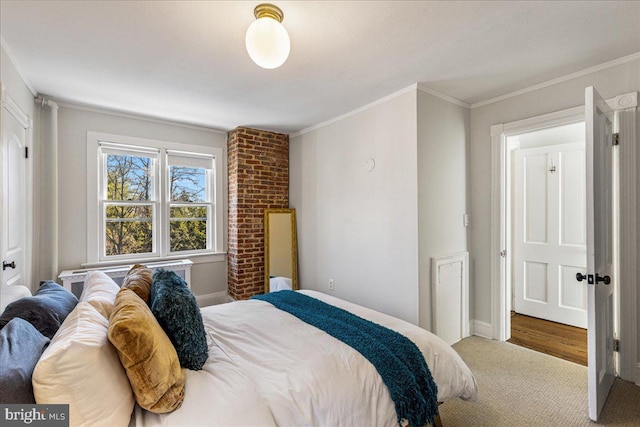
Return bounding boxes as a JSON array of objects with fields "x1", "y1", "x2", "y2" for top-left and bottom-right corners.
[
  {"x1": 108, "y1": 288, "x2": 185, "y2": 413},
  {"x1": 121, "y1": 264, "x2": 153, "y2": 303}
]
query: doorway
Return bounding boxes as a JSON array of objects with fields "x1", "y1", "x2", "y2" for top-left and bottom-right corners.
[
  {"x1": 490, "y1": 106, "x2": 592, "y2": 342},
  {"x1": 507, "y1": 121, "x2": 589, "y2": 364},
  {"x1": 510, "y1": 123, "x2": 588, "y2": 329},
  {"x1": 490, "y1": 92, "x2": 638, "y2": 419}
]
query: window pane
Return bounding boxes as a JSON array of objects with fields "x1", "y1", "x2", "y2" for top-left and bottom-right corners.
[
  {"x1": 105, "y1": 204, "x2": 153, "y2": 256},
  {"x1": 169, "y1": 206, "x2": 206, "y2": 219},
  {"x1": 107, "y1": 154, "x2": 153, "y2": 201},
  {"x1": 169, "y1": 166, "x2": 206, "y2": 202},
  {"x1": 170, "y1": 219, "x2": 207, "y2": 252},
  {"x1": 106, "y1": 205, "x2": 152, "y2": 220},
  {"x1": 105, "y1": 220, "x2": 152, "y2": 256}
]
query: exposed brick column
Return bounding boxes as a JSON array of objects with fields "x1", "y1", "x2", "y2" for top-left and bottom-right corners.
[{"x1": 227, "y1": 127, "x2": 289, "y2": 300}]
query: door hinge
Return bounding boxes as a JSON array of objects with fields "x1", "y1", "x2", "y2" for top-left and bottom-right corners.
[
  {"x1": 612, "y1": 133, "x2": 620, "y2": 146},
  {"x1": 500, "y1": 250, "x2": 507, "y2": 258},
  {"x1": 614, "y1": 339, "x2": 620, "y2": 352},
  {"x1": 25, "y1": 146, "x2": 29, "y2": 159}
]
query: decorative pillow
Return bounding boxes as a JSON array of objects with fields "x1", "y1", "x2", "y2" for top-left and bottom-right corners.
[
  {"x1": 150, "y1": 269, "x2": 208, "y2": 370},
  {"x1": 121, "y1": 264, "x2": 153, "y2": 303},
  {"x1": 108, "y1": 288, "x2": 185, "y2": 413},
  {"x1": 79, "y1": 271, "x2": 120, "y2": 319},
  {"x1": 0, "y1": 318, "x2": 50, "y2": 403},
  {"x1": 32, "y1": 302, "x2": 134, "y2": 426},
  {"x1": 0, "y1": 281, "x2": 78, "y2": 339}
]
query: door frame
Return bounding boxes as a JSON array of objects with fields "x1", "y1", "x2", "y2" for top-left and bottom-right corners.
[
  {"x1": 0, "y1": 83, "x2": 34, "y2": 290},
  {"x1": 490, "y1": 91, "x2": 638, "y2": 384}
]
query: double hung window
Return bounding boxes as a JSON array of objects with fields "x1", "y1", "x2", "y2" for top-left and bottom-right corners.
[
  {"x1": 87, "y1": 132, "x2": 223, "y2": 264},
  {"x1": 167, "y1": 151, "x2": 213, "y2": 253}
]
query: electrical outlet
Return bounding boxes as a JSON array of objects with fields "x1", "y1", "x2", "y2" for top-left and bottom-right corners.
[
  {"x1": 328, "y1": 279, "x2": 335, "y2": 291},
  {"x1": 463, "y1": 214, "x2": 470, "y2": 227}
]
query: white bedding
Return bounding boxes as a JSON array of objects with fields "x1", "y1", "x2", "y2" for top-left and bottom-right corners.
[{"x1": 136, "y1": 290, "x2": 477, "y2": 427}]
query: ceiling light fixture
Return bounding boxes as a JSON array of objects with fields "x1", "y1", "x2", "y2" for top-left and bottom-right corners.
[{"x1": 245, "y1": 3, "x2": 290, "y2": 69}]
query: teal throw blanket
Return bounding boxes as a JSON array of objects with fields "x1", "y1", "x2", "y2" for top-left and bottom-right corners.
[{"x1": 251, "y1": 290, "x2": 438, "y2": 427}]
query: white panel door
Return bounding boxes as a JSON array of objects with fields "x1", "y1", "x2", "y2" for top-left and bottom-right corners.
[
  {"x1": 584, "y1": 86, "x2": 615, "y2": 422},
  {"x1": 513, "y1": 142, "x2": 587, "y2": 328},
  {"x1": 1, "y1": 106, "x2": 27, "y2": 288}
]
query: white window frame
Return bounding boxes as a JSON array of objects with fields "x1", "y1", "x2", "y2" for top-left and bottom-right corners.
[
  {"x1": 165, "y1": 150, "x2": 215, "y2": 257},
  {"x1": 86, "y1": 132, "x2": 224, "y2": 266}
]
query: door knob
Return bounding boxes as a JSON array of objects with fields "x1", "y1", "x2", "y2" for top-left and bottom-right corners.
[
  {"x1": 576, "y1": 272, "x2": 610, "y2": 285},
  {"x1": 2, "y1": 261, "x2": 16, "y2": 271},
  {"x1": 576, "y1": 273, "x2": 595, "y2": 284}
]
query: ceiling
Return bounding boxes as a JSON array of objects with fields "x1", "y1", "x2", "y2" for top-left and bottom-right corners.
[{"x1": 1, "y1": 1, "x2": 639, "y2": 134}]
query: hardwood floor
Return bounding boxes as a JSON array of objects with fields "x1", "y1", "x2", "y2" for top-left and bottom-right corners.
[{"x1": 507, "y1": 312, "x2": 588, "y2": 366}]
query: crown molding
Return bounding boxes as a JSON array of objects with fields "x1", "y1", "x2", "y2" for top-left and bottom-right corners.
[
  {"x1": 417, "y1": 84, "x2": 470, "y2": 108},
  {"x1": 471, "y1": 52, "x2": 640, "y2": 109},
  {"x1": 50, "y1": 98, "x2": 228, "y2": 135},
  {"x1": 291, "y1": 84, "x2": 419, "y2": 138}
]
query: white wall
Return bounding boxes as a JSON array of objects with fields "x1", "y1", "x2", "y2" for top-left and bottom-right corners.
[
  {"x1": 417, "y1": 90, "x2": 470, "y2": 329},
  {"x1": 55, "y1": 106, "x2": 228, "y2": 297},
  {"x1": 290, "y1": 90, "x2": 420, "y2": 324},
  {"x1": 290, "y1": 87, "x2": 470, "y2": 328}
]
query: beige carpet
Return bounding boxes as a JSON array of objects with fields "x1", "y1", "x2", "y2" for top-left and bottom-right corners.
[{"x1": 438, "y1": 336, "x2": 640, "y2": 426}]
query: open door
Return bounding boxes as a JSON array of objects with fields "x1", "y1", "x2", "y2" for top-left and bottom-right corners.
[{"x1": 583, "y1": 86, "x2": 615, "y2": 421}]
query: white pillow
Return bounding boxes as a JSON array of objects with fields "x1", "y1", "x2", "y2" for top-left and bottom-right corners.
[
  {"x1": 33, "y1": 302, "x2": 134, "y2": 427},
  {"x1": 79, "y1": 271, "x2": 120, "y2": 319},
  {"x1": 0, "y1": 285, "x2": 32, "y2": 313}
]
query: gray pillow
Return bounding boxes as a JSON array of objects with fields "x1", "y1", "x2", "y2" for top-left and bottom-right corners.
[
  {"x1": 0, "y1": 281, "x2": 78, "y2": 339},
  {"x1": 0, "y1": 317, "x2": 50, "y2": 403}
]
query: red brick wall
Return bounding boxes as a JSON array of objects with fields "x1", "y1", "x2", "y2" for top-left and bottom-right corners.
[{"x1": 227, "y1": 127, "x2": 289, "y2": 300}]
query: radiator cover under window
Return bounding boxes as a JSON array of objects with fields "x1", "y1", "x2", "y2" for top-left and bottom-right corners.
[{"x1": 58, "y1": 259, "x2": 193, "y2": 298}]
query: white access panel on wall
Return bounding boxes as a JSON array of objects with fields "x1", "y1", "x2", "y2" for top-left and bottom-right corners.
[{"x1": 431, "y1": 252, "x2": 469, "y2": 345}]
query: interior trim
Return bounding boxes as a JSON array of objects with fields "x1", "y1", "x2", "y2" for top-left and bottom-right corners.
[{"x1": 472, "y1": 52, "x2": 640, "y2": 109}]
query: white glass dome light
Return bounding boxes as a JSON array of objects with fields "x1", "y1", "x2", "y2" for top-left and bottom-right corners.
[{"x1": 245, "y1": 3, "x2": 290, "y2": 69}]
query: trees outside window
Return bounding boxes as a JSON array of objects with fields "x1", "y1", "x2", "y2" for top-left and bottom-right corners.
[
  {"x1": 168, "y1": 166, "x2": 209, "y2": 252},
  {"x1": 105, "y1": 153, "x2": 154, "y2": 256},
  {"x1": 97, "y1": 142, "x2": 216, "y2": 261}
]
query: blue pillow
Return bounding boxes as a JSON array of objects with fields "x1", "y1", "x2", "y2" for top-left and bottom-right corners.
[
  {"x1": 149, "y1": 270, "x2": 208, "y2": 370},
  {"x1": 0, "y1": 318, "x2": 50, "y2": 403},
  {"x1": 0, "y1": 281, "x2": 78, "y2": 339}
]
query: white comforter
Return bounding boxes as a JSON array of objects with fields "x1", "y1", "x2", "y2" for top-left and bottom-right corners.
[{"x1": 136, "y1": 290, "x2": 477, "y2": 427}]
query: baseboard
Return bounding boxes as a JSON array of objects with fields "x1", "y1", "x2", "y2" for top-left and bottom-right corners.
[
  {"x1": 471, "y1": 320, "x2": 493, "y2": 339},
  {"x1": 196, "y1": 291, "x2": 232, "y2": 307}
]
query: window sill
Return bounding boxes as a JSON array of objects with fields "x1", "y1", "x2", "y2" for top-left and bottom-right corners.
[{"x1": 81, "y1": 252, "x2": 226, "y2": 269}]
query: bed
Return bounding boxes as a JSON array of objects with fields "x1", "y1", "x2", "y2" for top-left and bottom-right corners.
[
  {"x1": 137, "y1": 289, "x2": 477, "y2": 427},
  {"x1": 0, "y1": 270, "x2": 477, "y2": 427}
]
